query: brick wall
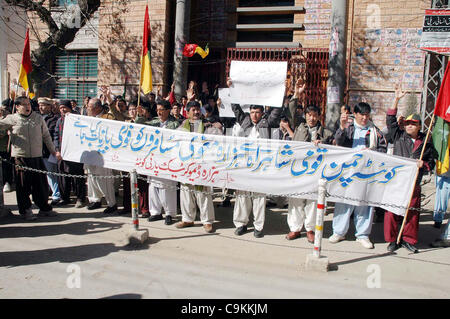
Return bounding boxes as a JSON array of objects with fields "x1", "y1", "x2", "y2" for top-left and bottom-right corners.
[{"x1": 97, "y1": 0, "x2": 171, "y2": 97}]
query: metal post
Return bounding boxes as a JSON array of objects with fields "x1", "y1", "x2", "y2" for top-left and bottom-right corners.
[
  {"x1": 313, "y1": 179, "x2": 327, "y2": 258},
  {"x1": 173, "y1": 0, "x2": 191, "y2": 100},
  {"x1": 130, "y1": 169, "x2": 139, "y2": 230},
  {"x1": 325, "y1": 0, "x2": 349, "y2": 132}
]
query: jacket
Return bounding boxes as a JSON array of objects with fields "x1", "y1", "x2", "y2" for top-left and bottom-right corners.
[
  {"x1": 335, "y1": 122, "x2": 387, "y2": 153},
  {"x1": 0, "y1": 111, "x2": 55, "y2": 158},
  {"x1": 135, "y1": 115, "x2": 180, "y2": 130},
  {"x1": 231, "y1": 104, "x2": 281, "y2": 139},
  {"x1": 42, "y1": 113, "x2": 59, "y2": 158},
  {"x1": 386, "y1": 108, "x2": 437, "y2": 184},
  {"x1": 293, "y1": 122, "x2": 334, "y2": 144}
]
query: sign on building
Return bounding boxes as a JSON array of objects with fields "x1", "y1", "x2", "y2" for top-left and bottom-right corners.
[{"x1": 419, "y1": 9, "x2": 450, "y2": 55}]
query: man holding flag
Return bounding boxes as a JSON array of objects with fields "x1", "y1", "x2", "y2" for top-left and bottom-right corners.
[{"x1": 431, "y1": 61, "x2": 450, "y2": 248}]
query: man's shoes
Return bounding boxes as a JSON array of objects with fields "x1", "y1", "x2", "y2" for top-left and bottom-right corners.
[
  {"x1": 285, "y1": 231, "x2": 301, "y2": 240},
  {"x1": 356, "y1": 238, "x2": 374, "y2": 249},
  {"x1": 3, "y1": 182, "x2": 11, "y2": 193},
  {"x1": 23, "y1": 209, "x2": 37, "y2": 221},
  {"x1": 254, "y1": 229, "x2": 264, "y2": 238},
  {"x1": 387, "y1": 242, "x2": 400, "y2": 252},
  {"x1": 329, "y1": 234, "x2": 345, "y2": 244},
  {"x1": 57, "y1": 200, "x2": 71, "y2": 206},
  {"x1": 51, "y1": 198, "x2": 63, "y2": 206},
  {"x1": 203, "y1": 223, "x2": 213, "y2": 233},
  {"x1": 148, "y1": 214, "x2": 163, "y2": 222},
  {"x1": 103, "y1": 205, "x2": 118, "y2": 214},
  {"x1": 402, "y1": 241, "x2": 419, "y2": 253},
  {"x1": 75, "y1": 199, "x2": 84, "y2": 208},
  {"x1": 306, "y1": 231, "x2": 315, "y2": 243},
  {"x1": 87, "y1": 202, "x2": 102, "y2": 210},
  {"x1": 117, "y1": 209, "x2": 131, "y2": 215},
  {"x1": 234, "y1": 225, "x2": 247, "y2": 236},
  {"x1": 434, "y1": 221, "x2": 442, "y2": 229},
  {"x1": 430, "y1": 239, "x2": 450, "y2": 248},
  {"x1": 141, "y1": 212, "x2": 150, "y2": 218},
  {"x1": 38, "y1": 210, "x2": 58, "y2": 217},
  {"x1": 165, "y1": 215, "x2": 173, "y2": 225},
  {"x1": 176, "y1": 221, "x2": 194, "y2": 228}
]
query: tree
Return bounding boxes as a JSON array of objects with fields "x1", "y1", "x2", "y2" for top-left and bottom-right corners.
[{"x1": 4, "y1": 0, "x2": 101, "y2": 97}]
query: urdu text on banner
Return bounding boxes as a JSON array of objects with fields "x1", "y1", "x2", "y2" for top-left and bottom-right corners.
[{"x1": 61, "y1": 114, "x2": 419, "y2": 216}]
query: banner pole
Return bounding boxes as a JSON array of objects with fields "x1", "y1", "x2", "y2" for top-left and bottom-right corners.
[{"x1": 130, "y1": 169, "x2": 139, "y2": 231}]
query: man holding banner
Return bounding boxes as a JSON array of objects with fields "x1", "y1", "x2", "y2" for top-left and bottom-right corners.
[
  {"x1": 228, "y1": 78, "x2": 283, "y2": 238},
  {"x1": 330, "y1": 102, "x2": 387, "y2": 249},
  {"x1": 175, "y1": 101, "x2": 219, "y2": 233}
]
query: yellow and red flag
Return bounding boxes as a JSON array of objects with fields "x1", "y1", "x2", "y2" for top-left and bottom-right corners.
[
  {"x1": 183, "y1": 43, "x2": 209, "y2": 59},
  {"x1": 140, "y1": 5, "x2": 152, "y2": 95},
  {"x1": 18, "y1": 29, "x2": 34, "y2": 99}
]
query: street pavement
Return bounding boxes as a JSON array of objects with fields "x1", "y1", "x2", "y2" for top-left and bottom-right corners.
[{"x1": 0, "y1": 174, "x2": 449, "y2": 299}]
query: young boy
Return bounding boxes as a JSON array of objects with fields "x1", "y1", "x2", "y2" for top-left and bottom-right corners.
[{"x1": 384, "y1": 83, "x2": 437, "y2": 253}]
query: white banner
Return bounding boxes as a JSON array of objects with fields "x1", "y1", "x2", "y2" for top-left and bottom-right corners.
[
  {"x1": 61, "y1": 114, "x2": 419, "y2": 216},
  {"x1": 229, "y1": 61, "x2": 287, "y2": 107}
]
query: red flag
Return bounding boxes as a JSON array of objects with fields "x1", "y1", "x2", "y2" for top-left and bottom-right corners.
[
  {"x1": 140, "y1": 5, "x2": 152, "y2": 94},
  {"x1": 183, "y1": 44, "x2": 198, "y2": 57},
  {"x1": 434, "y1": 62, "x2": 450, "y2": 122},
  {"x1": 18, "y1": 29, "x2": 34, "y2": 98}
]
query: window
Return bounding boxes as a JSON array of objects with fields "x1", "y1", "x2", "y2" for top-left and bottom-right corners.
[
  {"x1": 54, "y1": 51, "x2": 98, "y2": 106},
  {"x1": 238, "y1": 14, "x2": 294, "y2": 24},
  {"x1": 237, "y1": 31, "x2": 293, "y2": 42}
]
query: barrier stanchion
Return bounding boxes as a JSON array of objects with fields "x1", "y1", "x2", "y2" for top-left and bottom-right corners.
[
  {"x1": 130, "y1": 169, "x2": 139, "y2": 230},
  {"x1": 305, "y1": 178, "x2": 329, "y2": 271},
  {"x1": 125, "y1": 169, "x2": 149, "y2": 244}
]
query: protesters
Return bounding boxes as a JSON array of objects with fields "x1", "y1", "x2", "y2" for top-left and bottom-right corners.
[
  {"x1": 84, "y1": 98, "x2": 117, "y2": 214},
  {"x1": 228, "y1": 78, "x2": 282, "y2": 238},
  {"x1": 330, "y1": 101, "x2": 387, "y2": 249},
  {"x1": 175, "y1": 101, "x2": 218, "y2": 233},
  {"x1": 39, "y1": 97, "x2": 63, "y2": 206},
  {"x1": 0, "y1": 96, "x2": 61, "y2": 220},
  {"x1": 282, "y1": 83, "x2": 333, "y2": 242},
  {"x1": 171, "y1": 102, "x2": 185, "y2": 124},
  {"x1": 136, "y1": 100, "x2": 180, "y2": 225},
  {"x1": 384, "y1": 83, "x2": 437, "y2": 253},
  {"x1": 54, "y1": 100, "x2": 87, "y2": 208}
]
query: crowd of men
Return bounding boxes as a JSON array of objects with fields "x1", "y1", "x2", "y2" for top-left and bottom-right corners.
[{"x1": 0, "y1": 78, "x2": 449, "y2": 253}]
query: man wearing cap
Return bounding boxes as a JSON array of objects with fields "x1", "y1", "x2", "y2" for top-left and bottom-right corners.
[
  {"x1": 175, "y1": 100, "x2": 220, "y2": 233},
  {"x1": 135, "y1": 100, "x2": 179, "y2": 225},
  {"x1": 227, "y1": 78, "x2": 282, "y2": 238},
  {"x1": 0, "y1": 96, "x2": 61, "y2": 220},
  {"x1": 39, "y1": 97, "x2": 63, "y2": 206},
  {"x1": 54, "y1": 100, "x2": 87, "y2": 208},
  {"x1": 384, "y1": 83, "x2": 437, "y2": 253},
  {"x1": 331, "y1": 101, "x2": 387, "y2": 249},
  {"x1": 84, "y1": 98, "x2": 117, "y2": 214}
]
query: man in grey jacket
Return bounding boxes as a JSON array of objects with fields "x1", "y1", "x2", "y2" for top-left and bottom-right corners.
[{"x1": 0, "y1": 97, "x2": 62, "y2": 220}]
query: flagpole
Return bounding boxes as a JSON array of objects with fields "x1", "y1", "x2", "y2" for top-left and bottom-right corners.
[{"x1": 396, "y1": 112, "x2": 436, "y2": 245}]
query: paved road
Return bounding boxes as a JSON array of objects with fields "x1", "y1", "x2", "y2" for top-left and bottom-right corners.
[{"x1": 0, "y1": 176, "x2": 449, "y2": 299}]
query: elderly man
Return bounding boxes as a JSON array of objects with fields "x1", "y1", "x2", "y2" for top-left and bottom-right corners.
[
  {"x1": 175, "y1": 101, "x2": 220, "y2": 233},
  {"x1": 136, "y1": 100, "x2": 180, "y2": 225},
  {"x1": 39, "y1": 97, "x2": 63, "y2": 206},
  {"x1": 85, "y1": 98, "x2": 118, "y2": 214},
  {"x1": 0, "y1": 97, "x2": 61, "y2": 220}
]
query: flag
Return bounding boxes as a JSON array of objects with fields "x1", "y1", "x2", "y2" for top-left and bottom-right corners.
[
  {"x1": 433, "y1": 115, "x2": 450, "y2": 175},
  {"x1": 183, "y1": 43, "x2": 209, "y2": 59},
  {"x1": 18, "y1": 29, "x2": 34, "y2": 99},
  {"x1": 433, "y1": 61, "x2": 450, "y2": 175},
  {"x1": 140, "y1": 5, "x2": 152, "y2": 95},
  {"x1": 434, "y1": 62, "x2": 450, "y2": 122}
]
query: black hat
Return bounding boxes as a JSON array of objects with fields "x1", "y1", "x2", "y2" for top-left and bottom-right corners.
[
  {"x1": 186, "y1": 100, "x2": 201, "y2": 111},
  {"x1": 59, "y1": 99, "x2": 72, "y2": 110},
  {"x1": 157, "y1": 100, "x2": 171, "y2": 110}
]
